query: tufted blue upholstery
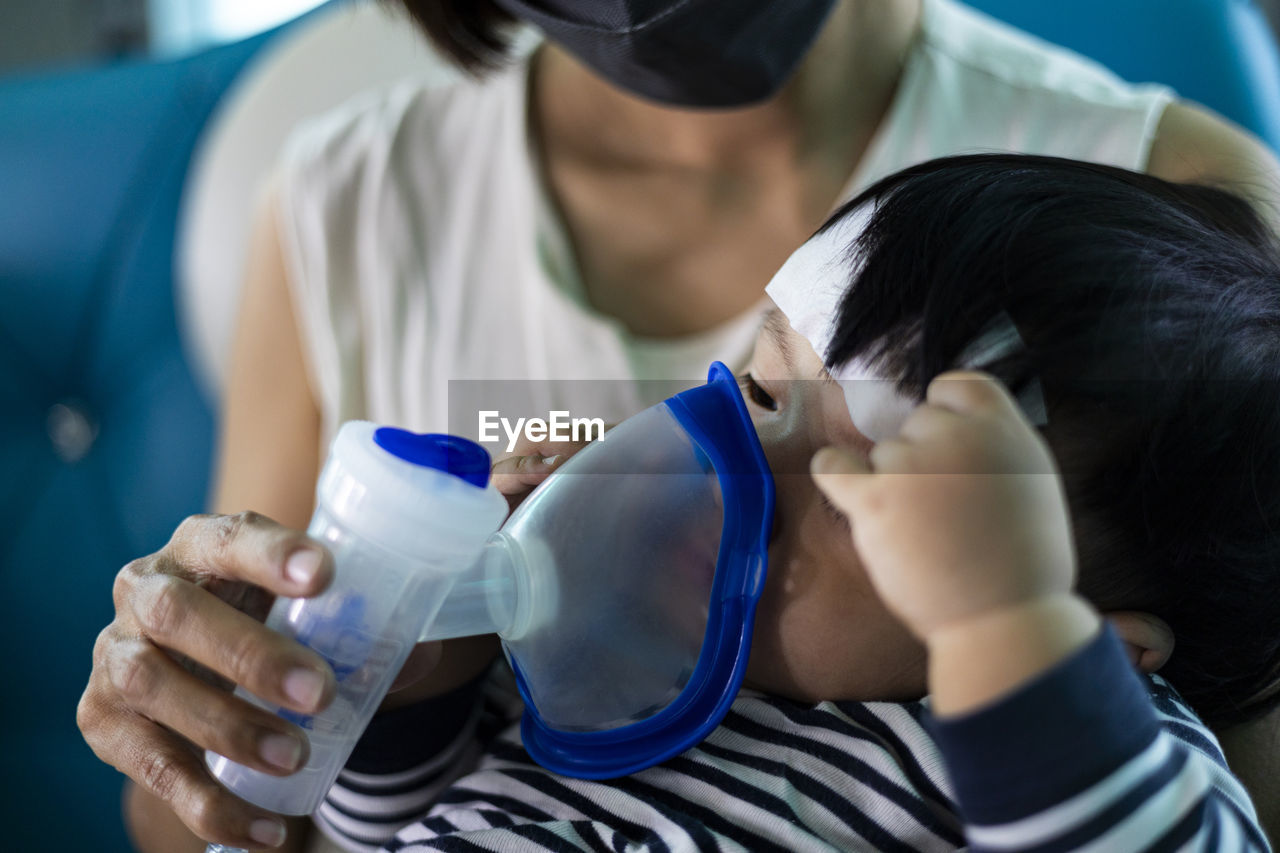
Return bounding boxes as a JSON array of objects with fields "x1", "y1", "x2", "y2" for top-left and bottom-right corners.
[
  {"x1": 0, "y1": 2, "x2": 1276, "y2": 852},
  {"x1": 0, "y1": 22, "x2": 306, "y2": 853}
]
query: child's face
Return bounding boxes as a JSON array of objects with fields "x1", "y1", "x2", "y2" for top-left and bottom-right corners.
[{"x1": 741, "y1": 309, "x2": 928, "y2": 703}]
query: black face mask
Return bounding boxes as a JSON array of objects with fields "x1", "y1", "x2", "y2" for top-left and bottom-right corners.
[{"x1": 497, "y1": 0, "x2": 838, "y2": 108}]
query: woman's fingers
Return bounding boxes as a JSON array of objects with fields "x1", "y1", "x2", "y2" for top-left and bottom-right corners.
[
  {"x1": 490, "y1": 437, "x2": 593, "y2": 509},
  {"x1": 123, "y1": 572, "x2": 334, "y2": 714},
  {"x1": 92, "y1": 706, "x2": 291, "y2": 848},
  {"x1": 77, "y1": 511, "x2": 341, "y2": 847},
  {"x1": 111, "y1": 511, "x2": 337, "y2": 713},
  {"x1": 163, "y1": 511, "x2": 333, "y2": 598},
  {"x1": 490, "y1": 451, "x2": 564, "y2": 494},
  {"x1": 103, "y1": 634, "x2": 311, "y2": 776}
]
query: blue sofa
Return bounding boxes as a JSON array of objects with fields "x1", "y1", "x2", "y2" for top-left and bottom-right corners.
[
  {"x1": 0, "y1": 2, "x2": 1277, "y2": 851},
  {"x1": 0, "y1": 16, "x2": 318, "y2": 852}
]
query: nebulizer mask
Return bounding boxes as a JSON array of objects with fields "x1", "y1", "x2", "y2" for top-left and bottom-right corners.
[{"x1": 425, "y1": 361, "x2": 775, "y2": 778}]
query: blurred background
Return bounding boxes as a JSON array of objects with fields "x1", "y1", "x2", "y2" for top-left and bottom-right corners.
[
  {"x1": 1, "y1": 0, "x2": 326, "y2": 71},
  {"x1": 2, "y1": 2, "x2": 1280, "y2": 852},
  {"x1": 0, "y1": 0, "x2": 1278, "y2": 71}
]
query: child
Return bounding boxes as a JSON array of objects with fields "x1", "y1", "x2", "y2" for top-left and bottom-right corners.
[{"x1": 310, "y1": 155, "x2": 1278, "y2": 852}]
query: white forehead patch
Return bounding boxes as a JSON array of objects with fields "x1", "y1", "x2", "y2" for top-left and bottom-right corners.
[
  {"x1": 766, "y1": 205, "x2": 917, "y2": 441},
  {"x1": 765, "y1": 206, "x2": 1047, "y2": 440},
  {"x1": 764, "y1": 205, "x2": 873, "y2": 362}
]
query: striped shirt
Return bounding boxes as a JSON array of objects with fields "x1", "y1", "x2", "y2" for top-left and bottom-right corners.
[{"x1": 315, "y1": 629, "x2": 1269, "y2": 852}]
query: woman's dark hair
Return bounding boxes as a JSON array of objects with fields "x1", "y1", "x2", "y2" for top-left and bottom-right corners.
[
  {"x1": 825, "y1": 154, "x2": 1280, "y2": 728},
  {"x1": 392, "y1": 0, "x2": 518, "y2": 73}
]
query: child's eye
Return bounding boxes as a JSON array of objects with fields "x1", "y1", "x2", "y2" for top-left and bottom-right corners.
[
  {"x1": 819, "y1": 491, "x2": 850, "y2": 529},
  {"x1": 738, "y1": 373, "x2": 778, "y2": 412}
]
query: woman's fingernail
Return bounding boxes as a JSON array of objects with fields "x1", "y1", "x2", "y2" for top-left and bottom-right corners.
[
  {"x1": 285, "y1": 548, "x2": 320, "y2": 586},
  {"x1": 249, "y1": 817, "x2": 287, "y2": 847},
  {"x1": 541, "y1": 455, "x2": 561, "y2": 467},
  {"x1": 283, "y1": 667, "x2": 326, "y2": 710},
  {"x1": 259, "y1": 732, "x2": 303, "y2": 772}
]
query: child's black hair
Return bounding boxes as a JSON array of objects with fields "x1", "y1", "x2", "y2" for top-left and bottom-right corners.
[{"x1": 824, "y1": 154, "x2": 1280, "y2": 728}]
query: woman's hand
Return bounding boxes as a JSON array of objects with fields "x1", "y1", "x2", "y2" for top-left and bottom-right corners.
[
  {"x1": 77, "y1": 512, "x2": 337, "y2": 849},
  {"x1": 78, "y1": 431, "x2": 597, "y2": 850},
  {"x1": 811, "y1": 371, "x2": 1100, "y2": 714}
]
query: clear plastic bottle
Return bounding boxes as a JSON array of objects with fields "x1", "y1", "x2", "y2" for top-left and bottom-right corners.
[{"x1": 204, "y1": 422, "x2": 507, "y2": 819}]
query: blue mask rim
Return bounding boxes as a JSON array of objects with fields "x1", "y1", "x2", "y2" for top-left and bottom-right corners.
[{"x1": 515, "y1": 361, "x2": 775, "y2": 779}]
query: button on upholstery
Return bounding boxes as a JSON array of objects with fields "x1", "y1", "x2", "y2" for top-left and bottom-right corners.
[{"x1": 47, "y1": 401, "x2": 98, "y2": 463}]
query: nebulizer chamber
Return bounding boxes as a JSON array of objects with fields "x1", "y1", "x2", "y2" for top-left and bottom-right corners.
[{"x1": 205, "y1": 423, "x2": 508, "y2": 817}]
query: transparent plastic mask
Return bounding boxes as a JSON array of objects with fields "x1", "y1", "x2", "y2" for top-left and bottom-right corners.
[{"x1": 424, "y1": 363, "x2": 774, "y2": 777}]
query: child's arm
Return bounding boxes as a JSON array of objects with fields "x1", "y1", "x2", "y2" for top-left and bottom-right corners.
[
  {"x1": 928, "y1": 623, "x2": 1268, "y2": 852},
  {"x1": 813, "y1": 371, "x2": 1271, "y2": 851}
]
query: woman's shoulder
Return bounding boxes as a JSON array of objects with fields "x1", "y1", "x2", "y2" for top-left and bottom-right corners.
[
  {"x1": 915, "y1": 0, "x2": 1168, "y2": 107},
  {"x1": 859, "y1": 0, "x2": 1174, "y2": 181},
  {"x1": 277, "y1": 59, "x2": 530, "y2": 209}
]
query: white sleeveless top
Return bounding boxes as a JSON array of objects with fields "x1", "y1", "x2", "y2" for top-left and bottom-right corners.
[{"x1": 276, "y1": 0, "x2": 1173, "y2": 445}]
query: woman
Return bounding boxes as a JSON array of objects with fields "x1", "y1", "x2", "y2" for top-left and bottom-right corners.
[{"x1": 78, "y1": 1, "x2": 1280, "y2": 850}]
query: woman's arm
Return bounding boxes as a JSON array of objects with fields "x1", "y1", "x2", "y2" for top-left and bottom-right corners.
[
  {"x1": 1148, "y1": 101, "x2": 1280, "y2": 232},
  {"x1": 1218, "y1": 712, "x2": 1280, "y2": 847},
  {"x1": 211, "y1": 186, "x2": 325, "y2": 530},
  {"x1": 928, "y1": 625, "x2": 1271, "y2": 852},
  {"x1": 1146, "y1": 103, "x2": 1280, "y2": 844}
]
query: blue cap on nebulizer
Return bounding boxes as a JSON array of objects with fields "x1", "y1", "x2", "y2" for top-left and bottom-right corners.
[
  {"x1": 446, "y1": 362, "x2": 774, "y2": 780},
  {"x1": 373, "y1": 428, "x2": 493, "y2": 488}
]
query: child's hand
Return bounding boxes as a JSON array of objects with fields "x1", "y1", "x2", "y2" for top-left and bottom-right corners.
[{"x1": 811, "y1": 372, "x2": 1100, "y2": 713}]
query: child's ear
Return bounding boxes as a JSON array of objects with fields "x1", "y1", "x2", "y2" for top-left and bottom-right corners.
[{"x1": 1105, "y1": 611, "x2": 1175, "y2": 674}]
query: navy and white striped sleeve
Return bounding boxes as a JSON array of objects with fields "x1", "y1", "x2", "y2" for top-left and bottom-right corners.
[{"x1": 928, "y1": 626, "x2": 1271, "y2": 852}]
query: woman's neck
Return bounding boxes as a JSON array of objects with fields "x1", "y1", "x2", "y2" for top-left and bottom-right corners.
[
  {"x1": 524, "y1": 0, "x2": 924, "y2": 339},
  {"x1": 531, "y1": 0, "x2": 922, "y2": 177}
]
